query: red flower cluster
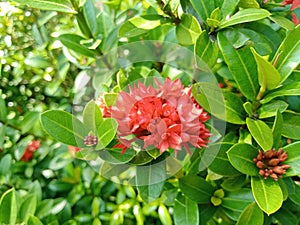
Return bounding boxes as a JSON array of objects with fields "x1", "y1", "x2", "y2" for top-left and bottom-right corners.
[
  {"x1": 282, "y1": 0, "x2": 300, "y2": 24},
  {"x1": 110, "y1": 78, "x2": 211, "y2": 155},
  {"x1": 21, "y1": 140, "x2": 40, "y2": 161}
]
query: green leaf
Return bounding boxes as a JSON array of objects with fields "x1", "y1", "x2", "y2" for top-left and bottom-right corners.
[
  {"x1": 174, "y1": 193, "x2": 199, "y2": 225},
  {"x1": 195, "y1": 30, "x2": 219, "y2": 68},
  {"x1": 20, "y1": 111, "x2": 40, "y2": 134},
  {"x1": 103, "y1": 93, "x2": 118, "y2": 107},
  {"x1": 222, "y1": 188, "x2": 255, "y2": 213},
  {"x1": 251, "y1": 47, "x2": 281, "y2": 91},
  {"x1": 179, "y1": 175, "x2": 214, "y2": 203},
  {"x1": 40, "y1": 110, "x2": 90, "y2": 147},
  {"x1": 246, "y1": 118, "x2": 273, "y2": 151},
  {"x1": 83, "y1": 0, "x2": 98, "y2": 37},
  {"x1": 281, "y1": 112, "x2": 300, "y2": 140},
  {"x1": 236, "y1": 202, "x2": 264, "y2": 225},
  {"x1": 176, "y1": 13, "x2": 201, "y2": 45},
  {"x1": 227, "y1": 143, "x2": 259, "y2": 176},
  {"x1": 158, "y1": 204, "x2": 172, "y2": 225},
  {"x1": 19, "y1": 194, "x2": 37, "y2": 222},
  {"x1": 270, "y1": 16, "x2": 295, "y2": 30},
  {"x1": 274, "y1": 207, "x2": 299, "y2": 225},
  {"x1": 257, "y1": 100, "x2": 288, "y2": 119},
  {"x1": 251, "y1": 176, "x2": 283, "y2": 215},
  {"x1": 201, "y1": 143, "x2": 241, "y2": 176},
  {"x1": 272, "y1": 110, "x2": 283, "y2": 149},
  {"x1": 0, "y1": 188, "x2": 17, "y2": 225},
  {"x1": 238, "y1": 0, "x2": 260, "y2": 9},
  {"x1": 59, "y1": 34, "x2": 95, "y2": 57},
  {"x1": 136, "y1": 161, "x2": 166, "y2": 202},
  {"x1": 261, "y1": 82, "x2": 300, "y2": 104},
  {"x1": 119, "y1": 15, "x2": 169, "y2": 38},
  {"x1": 0, "y1": 95, "x2": 7, "y2": 122},
  {"x1": 95, "y1": 118, "x2": 118, "y2": 149},
  {"x1": 243, "y1": 102, "x2": 253, "y2": 117},
  {"x1": 83, "y1": 100, "x2": 103, "y2": 133},
  {"x1": 15, "y1": 136, "x2": 33, "y2": 160},
  {"x1": 0, "y1": 154, "x2": 12, "y2": 176},
  {"x1": 190, "y1": 0, "x2": 215, "y2": 21},
  {"x1": 289, "y1": 182, "x2": 300, "y2": 206},
  {"x1": 27, "y1": 215, "x2": 43, "y2": 225},
  {"x1": 223, "y1": 92, "x2": 246, "y2": 124},
  {"x1": 219, "y1": 8, "x2": 271, "y2": 29},
  {"x1": 99, "y1": 148, "x2": 135, "y2": 164},
  {"x1": 217, "y1": 29, "x2": 259, "y2": 101},
  {"x1": 13, "y1": 0, "x2": 77, "y2": 13},
  {"x1": 283, "y1": 141, "x2": 300, "y2": 176},
  {"x1": 220, "y1": 0, "x2": 239, "y2": 18},
  {"x1": 272, "y1": 25, "x2": 300, "y2": 82}
]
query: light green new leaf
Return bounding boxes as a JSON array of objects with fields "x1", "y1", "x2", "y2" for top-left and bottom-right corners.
[
  {"x1": 158, "y1": 204, "x2": 172, "y2": 225},
  {"x1": 270, "y1": 16, "x2": 295, "y2": 30},
  {"x1": 174, "y1": 193, "x2": 199, "y2": 225},
  {"x1": 251, "y1": 48, "x2": 281, "y2": 91},
  {"x1": 218, "y1": 30, "x2": 259, "y2": 101},
  {"x1": 223, "y1": 92, "x2": 246, "y2": 124},
  {"x1": 219, "y1": 8, "x2": 271, "y2": 29},
  {"x1": 238, "y1": 0, "x2": 260, "y2": 9},
  {"x1": 195, "y1": 30, "x2": 219, "y2": 68},
  {"x1": 40, "y1": 110, "x2": 90, "y2": 147},
  {"x1": 190, "y1": 0, "x2": 215, "y2": 21},
  {"x1": 0, "y1": 188, "x2": 17, "y2": 225},
  {"x1": 13, "y1": 0, "x2": 77, "y2": 13},
  {"x1": 258, "y1": 100, "x2": 288, "y2": 119},
  {"x1": 236, "y1": 202, "x2": 264, "y2": 225},
  {"x1": 272, "y1": 25, "x2": 300, "y2": 82},
  {"x1": 96, "y1": 118, "x2": 118, "y2": 149},
  {"x1": 227, "y1": 143, "x2": 259, "y2": 176},
  {"x1": 179, "y1": 175, "x2": 214, "y2": 203},
  {"x1": 251, "y1": 176, "x2": 283, "y2": 215},
  {"x1": 281, "y1": 112, "x2": 300, "y2": 140},
  {"x1": 27, "y1": 215, "x2": 43, "y2": 225},
  {"x1": 283, "y1": 141, "x2": 300, "y2": 176},
  {"x1": 246, "y1": 118, "x2": 273, "y2": 151},
  {"x1": 83, "y1": 100, "x2": 103, "y2": 133},
  {"x1": 176, "y1": 14, "x2": 201, "y2": 45}
]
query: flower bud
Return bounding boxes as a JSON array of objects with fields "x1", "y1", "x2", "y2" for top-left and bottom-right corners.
[{"x1": 268, "y1": 158, "x2": 280, "y2": 166}]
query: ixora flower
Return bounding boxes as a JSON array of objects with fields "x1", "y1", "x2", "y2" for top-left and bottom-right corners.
[
  {"x1": 110, "y1": 78, "x2": 211, "y2": 156},
  {"x1": 253, "y1": 148, "x2": 290, "y2": 181},
  {"x1": 282, "y1": 0, "x2": 300, "y2": 24},
  {"x1": 21, "y1": 140, "x2": 40, "y2": 162}
]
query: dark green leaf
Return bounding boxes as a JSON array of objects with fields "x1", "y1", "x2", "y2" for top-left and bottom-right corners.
[
  {"x1": 40, "y1": 110, "x2": 90, "y2": 147},
  {"x1": 19, "y1": 194, "x2": 37, "y2": 221},
  {"x1": 179, "y1": 175, "x2": 214, "y2": 203},
  {"x1": 176, "y1": 13, "x2": 201, "y2": 45},
  {"x1": 272, "y1": 25, "x2": 300, "y2": 81},
  {"x1": 281, "y1": 112, "x2": 300, "y2": 140},
  {"x1": 82, "y1": 100, "x2": 103, "y2": 133},
  {"x1": 95, "y1": 118, "x2": 117, "y2": 149},
  {"x1": 0, "y1": 95, "x2": 7, "y2": 122},
  {"x1": 0, "y1": 188, "x2": 17, "y2": 224},
  {"x1": 221, "y1": 175, "x2": 247, "y2": 191},
  {"x1": 283, "y1": 141, "x2": 300, "y2": 176},
  {"x1": 13, "y1": 0, "x2": 77, "y2": 13},
  {"x1": 258, "y1": 100, "x2": 288, "y2": 119},
  {"x1": 189, "y1": 0, "x2": 215, "y2": 21},
  {"x1": 59, "y1": 34, "x2": 95, "y2": 57},
  {"x1": 236, "y1": 202, "x2": 264, "y2": 225},
  {"x1": 218, "y1": 30, "x2": 259, "y2": 101},
  {"x1": 274, "y1": 207, "x2": 299, "y2": 225},
  {"x1": 227, "y1": 143, "x2": 259, "y2": 176},
  {"x1": 272, "y1": 110, "x2": 283, "y2": 149},
  {"x1": 246, "y1": 118, "x2": 273, "y2": 151},
  {"x1": 99, "y1": 148, "x2": 135, "y2": 164},
  {"x1": 83, "y1": 0, "x2": 98, "y2": 36},
  {"x1": 289, "y1": 182, "x2": 300, "y2": 206},
  {"x1": 195, "y1": 30, "x2": 219, "y2": 68},
  {"x1": 219, "y1": 8, "x2": 271, "y2": 29},
  {"x1": 174, "y1": 193, "x2": 199, "y2": 225},
  {"x1": 222, "y1": 188, "x2": 255, "y2": 213},
  {"x1": 251, "y1": 176, "x2": 283, "y2": 215}
]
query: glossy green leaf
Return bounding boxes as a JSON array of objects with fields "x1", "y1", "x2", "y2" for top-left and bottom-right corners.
[
  {"x1": 258, "y1": 100, "x2": 288, "y2": 119},
  {"x1": 238, "y1": 0, "x2": 260, "y2": 8},
  {"x1": 274, "y1": 207, "x2": 299, "y2": 225},
  {"x1": 272, "y1": 110, "x2": 283, "y2": 149},
  {"x1": 223, "y1": 92, "x2": 246, "y2": 124},
  {"x1": 136, "y1": 161, "x2": 166, "y2": 202},
  {"x1": 195, "y1": 30, "x2": 219, "y2": 68},
  {"x1": 95, "y1": 118, "x2": 118, "y2": 149},
  {"x1": 83, "y1": 0, "x2": 98, "y2": 37},
  {"x1": 270, "y1": 15, "x2": 295, "y2": 30},
  {"x1": 220, "y1": 0, "x2": 239, "y2": 18},
  {"x1": 27, "y1": 215, "x2": 43, "y2": 225},
  {"x1": 83, "y1": 100, "x2": 103, "y2": 133},
  {"x1": 219, "y1": 8, "x2": 271, "y2": 29},
  {"x1": 227, "y1": 143, "x2": 259, "y2": 176},
  {"x1": 40, "y1": 110, "x2": 90, "y2": 147},
  {"x1": 119, "y1": 15, "x2": 168, "y2": 38},
  {"x1": 0, "y1": 95, "x2": 7, "y2": 122},
  {"x1": 218, "y1": 30, "x2": 259, "y2": 101},
  {"x1": 236, "y1": 202, "x2": 264, "y2": 225},
  {"x1": 174, "y1": 193, "x2": 199, "y2": 225},
  {"x1": 261, "y1": 82, "x2": 300, "y2": 104},
  {"x1": 158, "y1": 204, "x2": 172, "y2": 225},
  {"x1": 19, "y1": 194, "x2": 37, "y2": 221},
  {"x1": 20, "y1": 111, "x2": 40, "y2": 134},
  {"x1": 201, "y1": 143, "x2": 241, "y2": 176},
  {"x1": 243, "y1": 102, "x2": 253, "y2": 117},
  {"x1": 283, "y1": 141, "x2": 300, "y2": 176},
  {"x1": 272, "y1": 25, "x2": 300, "y2": 81},
  {"x1": 0, "y1": 188, "x2": 17, "y2": 224},
  {"x1": 251, "y1": 47, "x2": 281, "y2": 91},
  {"x1": 59, "y1": 34, "x2": 95, "y2": 57},
  {"x1": 103, "y1": 93, "x2": 118, "y2": 107},
  {"x1": 246, "y1": 118, "x2": 273, "y2": 151},
  {"x1": 179, "y1": 175, "x2": 214, "y2": 203},
  {"x1": 13, "y1": 0, "x2": 77, "y2": 13},
  {"x1": 222, "y1": 188, "x2": 255, "y2": 212},
  {"x1": 251, "y1": 176, "x2": 283, "y2": 215},
  {"x1": 176, "y1": 13, "x2": 201, "y2": 45},
  {"x1": 190, "y1": 0, "x2": 215, "y2": 21},
  {"x1": 281, "y1": 112, "x2": 300, "y2": 140},
  {"x1": 99, "y1": 148, "x2": 135, "y2": 164}
]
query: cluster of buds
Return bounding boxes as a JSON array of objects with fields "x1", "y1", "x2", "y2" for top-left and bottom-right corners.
[
  {"x1": 253, "y1": 148, "x2": 290, "y2": 181},
  {"x1": 84, "y1": 135, "x2": 98, "y2": 146}
]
